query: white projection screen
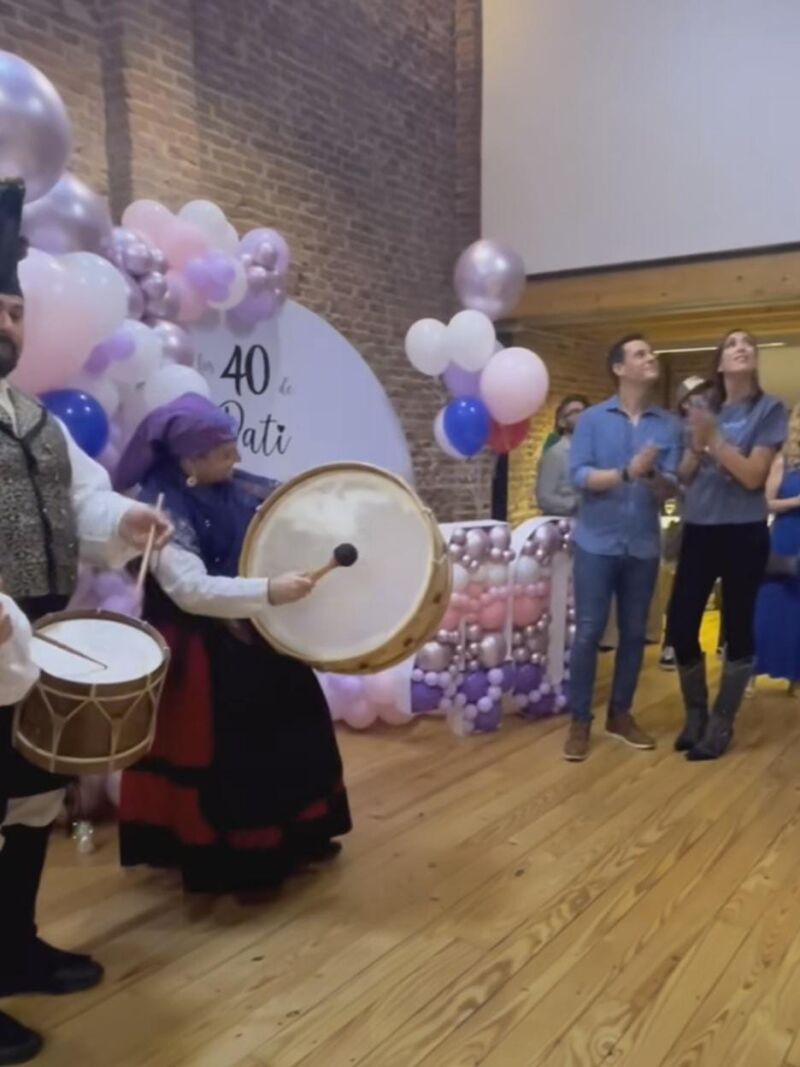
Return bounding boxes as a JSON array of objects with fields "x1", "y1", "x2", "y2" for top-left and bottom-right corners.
[{"x1": 482, "y1": 0, "x2": 800, "y2": 276}]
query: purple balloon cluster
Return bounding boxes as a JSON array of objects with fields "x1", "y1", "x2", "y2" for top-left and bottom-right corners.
[{"x1": 511, "y1": 520, "x2": 574, "y2": 720}]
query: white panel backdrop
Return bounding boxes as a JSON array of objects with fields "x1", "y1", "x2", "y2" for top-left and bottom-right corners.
[{"x1": 483, "y1": 0, "x2": 800, "y2": 275}]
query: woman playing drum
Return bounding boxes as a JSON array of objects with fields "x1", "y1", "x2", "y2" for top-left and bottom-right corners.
[{"x1": 114, "y1": 393, "x2": 352, "y2": 894}]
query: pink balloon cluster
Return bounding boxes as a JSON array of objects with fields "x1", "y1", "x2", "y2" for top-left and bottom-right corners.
[{"x1": 319, "y1": 667, "x2": 414, "y2": 730}]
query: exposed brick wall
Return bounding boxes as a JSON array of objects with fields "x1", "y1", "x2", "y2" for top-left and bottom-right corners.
[
  {"x1": 508, "y1": 329, "x2": 611, "y2": 526},
  {"x1": 1, "y1": 0, "x2": 487, "y2": 520}
]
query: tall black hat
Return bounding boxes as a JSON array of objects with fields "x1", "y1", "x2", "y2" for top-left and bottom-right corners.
[{"x1": 0, "y1": 179, "x2": 27, "y2": 297}]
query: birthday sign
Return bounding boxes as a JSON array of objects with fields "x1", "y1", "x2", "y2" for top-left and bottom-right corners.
[{"x1": 192, "y1": 300, "x2": 413, "y2": 484}]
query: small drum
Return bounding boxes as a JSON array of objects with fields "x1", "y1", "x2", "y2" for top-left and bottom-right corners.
[
  {"x1": 13, "y1": 610, "x2": 170, "y2": 777},
  {"x1": 240, "y1": 463, "x2": 451, "y2": 673}
]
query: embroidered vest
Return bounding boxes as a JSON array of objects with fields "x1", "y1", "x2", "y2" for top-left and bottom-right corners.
[{"x1": 0, "y1": 389, "x2": 79, "y2": 600}]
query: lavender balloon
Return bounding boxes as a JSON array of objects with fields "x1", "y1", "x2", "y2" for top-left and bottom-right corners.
[
  {"x1": 460, "y1": 671, "x2": 490, "y2": 704},
  {"x1": 22, "y1": 172, "x2": 112, "y2": 255},
  {"x1": 240, "y1": 227, "x2": 291, "y2": 275},
  {"x1": 0, "y1": 51, "x2": 71, "y2": 203},
  {"x1": 85, "y1": 329, "x2": 135, "y2": 375},
  {"x1": 411, "y1": 682, "x2": 443, "y2": 715},
  {"x1": 454, "y1": 239, "x2": 525, "y2": 321},
  {"x1": 121, "y1": 271, "x2": 145, "y2": 320},
  {"x1": 140, "y1": 271, "x2": 168, "y2": 303},
  {"x1": 442, "y1": 363, "x2": 481, "y2": 399}
]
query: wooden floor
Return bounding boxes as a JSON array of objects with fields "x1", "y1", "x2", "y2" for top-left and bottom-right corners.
[{"x1": 16, "y1": 628, "x2": 800, "y2": 1066}]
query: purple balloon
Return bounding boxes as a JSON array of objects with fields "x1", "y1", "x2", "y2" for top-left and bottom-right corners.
[
  {"x1": 411, "y1": 682, "x2": 443, "y2": 714},
  {"x1": 442, "y1": 363, "x2": 481, "y2": 399},
  {"x1": 226, "y1": 290, "x2": 282, "y2": 333},
  {"x1": 239, "y1": 227, "x2": 291, "y2": 275},
  {"x1": 246, "y1": 264, "x2": 270, "y2": 294},
  {"x1": 460, "y1": 670, "x2": 489, "y2": 704},
  {"x1": 140, "y1": 271, "x2": 167, "y2": 302},
  {"x1": 513, "y1": 663, "x2": 543, "y2": 696},
  {"x1": 0, "y1": 51, "x2": 72, "y2": 203},
  {"x1": 473, "y1": 700, "x2": 502, "y2": 733},
  {"x1": 22, "y1": 172, "x2": 112, "y2": 255},
  {"x1": 150, "y1": 319, "x2": 195, "y2": 366},
  {"x1": 454, "y1": 239, "x2": 525, "y2": 321},
  {"x1": 206, "y1": 251, "x2": 236, "y2": 289},
  {"x1": 85, "y1": 329, "x2": 135, "y2": 375}
]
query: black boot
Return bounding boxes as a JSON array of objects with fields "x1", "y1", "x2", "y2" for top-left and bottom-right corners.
[
  {"x1": 0, "y1": 825, "x2": 104, "y2": 997},
  {"x1": 0, "y1": 1012, "x2": 42, "y2": 1066},
  {"x1": 687, "y1": 657, "x2": 754, "y2": 762},
  {"x1": 675, "y1": 658, "x2": 708, "y2": 752}
]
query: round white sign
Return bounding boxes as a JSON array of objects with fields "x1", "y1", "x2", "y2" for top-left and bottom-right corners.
[{"x1": 192, "y1": 300, "x2": 413, "y2": 484}]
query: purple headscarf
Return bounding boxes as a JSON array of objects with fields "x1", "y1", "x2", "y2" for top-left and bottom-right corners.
[{"x1": 114, "y1": 393, "x2": 237, "y2": 492}]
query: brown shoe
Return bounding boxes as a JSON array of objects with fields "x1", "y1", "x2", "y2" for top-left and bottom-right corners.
[
  {"x1": 563, "y1": 719, "x2": 591, "y2": 762},
  {"x1": 605, "y1": 713, "x2": 655, "y2": 750}
]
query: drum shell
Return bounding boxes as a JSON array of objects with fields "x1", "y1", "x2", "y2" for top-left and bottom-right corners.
[
  {"x1": 12, "y1": 610, "x2": 170, "y2": 777},
  {"x1": 240, "y1": 463, "x2": 452, "y2": 674}
]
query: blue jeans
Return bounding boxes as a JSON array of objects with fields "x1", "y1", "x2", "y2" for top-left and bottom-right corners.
[{"x1": 569, "y1": 546, "x2": 659, "y2": 723}]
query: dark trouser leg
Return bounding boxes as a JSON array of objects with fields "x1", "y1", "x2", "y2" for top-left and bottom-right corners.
[
  {"x1": 608, "y1": 554, "x2": 659, "y2": 717},
  {"x1": 689, "y1": 523, "x2": 769, "y2": 761},
  {"x1": 567, "y1": 547, "x2": 618, "y2": 723}
]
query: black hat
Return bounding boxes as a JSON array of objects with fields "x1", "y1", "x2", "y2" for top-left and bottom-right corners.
[{"x1": 0, "y1": 179, "x2": 27, "y2": 298}]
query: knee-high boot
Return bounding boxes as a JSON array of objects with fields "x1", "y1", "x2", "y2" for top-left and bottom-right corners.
[
  {"x1": 687, "y1": 656, "x2": 754, "y2": 762},
  {"x1": 675, "y1": 658, "x2": 708, "y2": 752}
]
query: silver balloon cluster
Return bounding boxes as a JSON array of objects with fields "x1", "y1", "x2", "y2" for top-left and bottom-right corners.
[{"x1": 512, "y1": 519, "x2": 574, "y2": 718}]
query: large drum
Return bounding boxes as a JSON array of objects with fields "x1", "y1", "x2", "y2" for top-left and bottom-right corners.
[
  {"x1": 13, "y1": 610, "x2": 169, "y2": 777},
  {"x1": 240, "y1": 463, "x2": 451, "y2": 673}
]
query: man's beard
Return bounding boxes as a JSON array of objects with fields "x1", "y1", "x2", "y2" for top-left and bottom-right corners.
[{"x1": 0, "y1": 335, "x2": 19, "y2": 378}]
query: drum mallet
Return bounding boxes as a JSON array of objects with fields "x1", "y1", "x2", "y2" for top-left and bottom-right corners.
[{"x1": 308, "y1": 543, "x2": 359, "y2": 585}]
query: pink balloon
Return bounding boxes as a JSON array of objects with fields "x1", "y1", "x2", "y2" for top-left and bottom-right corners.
[
  {"x1": 440, "y1": 608, "x2": 461, "y2": 630},
  {"x1": 480, "y1": 347, "x2": 550, "y2": 426},
  {"x1": 161, "y1": 219, "x2": 210, "y2": 270},
  {"x1": 512, "y1": 596, "x2": 546, "y2": 627},
  {"x1": 121, "y1": 200, "x2": 174, "y2": 245},
  {"x1": 379, "y1": 703, "x2": 413, "y2": 726},
  {"x1": 165, "y1": 268, "x2": 207, "y2": 322},
  {"x1": 479, "y1": 600, "x2": 508, "y2": 630},
  {"x1": 345, "y1": 700, "x2": 377, "y2": 730},
  {"x1": 467, "y1": 583, "x2": 485, "y2": 599}
]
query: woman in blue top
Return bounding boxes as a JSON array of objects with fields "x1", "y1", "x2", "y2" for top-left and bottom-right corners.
[
  {"x1": 667, "y1": 330, "x2": 787, "y2": 760},
  {"x1": 753, "y1": 405, "x2": 800, "y2": 691}
]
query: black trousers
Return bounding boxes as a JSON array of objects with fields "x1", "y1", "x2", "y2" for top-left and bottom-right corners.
[{"x1": 666, "y1": 522, "x2": 769, "y2": 666}]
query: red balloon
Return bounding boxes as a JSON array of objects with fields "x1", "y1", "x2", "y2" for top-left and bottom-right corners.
[{"x1": 489, "y1": 418, "x2": 530, "y2": 454}]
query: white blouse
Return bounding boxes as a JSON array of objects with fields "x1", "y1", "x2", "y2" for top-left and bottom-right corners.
[{"x1": 151, "y1": 542, "x2": 269, "y2": 620}]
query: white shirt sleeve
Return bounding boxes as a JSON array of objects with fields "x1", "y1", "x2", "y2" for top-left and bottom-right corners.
[
  {"x1": 61, "y1": 420, "x2": 137, "y2": 570},
  {"x1": 152, "y1": 542, "x2": 269, "y2": 619},
  {"x1": 0, "y1": 595, "x2": 39, "y2": 706}
]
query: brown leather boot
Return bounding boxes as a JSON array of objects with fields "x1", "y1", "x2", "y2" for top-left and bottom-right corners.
[{"x1": 563, "y1": 719, "x2": 591, "y2": 762}]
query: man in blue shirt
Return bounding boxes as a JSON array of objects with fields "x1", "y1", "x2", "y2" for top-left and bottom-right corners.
[{"x1": 565, "y1": 334, "x2": 681, "y2": 761}]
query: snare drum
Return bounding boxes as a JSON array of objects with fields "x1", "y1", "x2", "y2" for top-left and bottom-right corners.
[
  {"x1": 240, "y1": 463, "x2": 451, "y2": 673},
  {"x1": 13, "y1": 610, "x2": 170, "y2": 777}
]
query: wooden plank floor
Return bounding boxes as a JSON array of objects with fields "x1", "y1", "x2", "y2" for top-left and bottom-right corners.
[{"x1": 14, "y1": 622, "x2": 800, "y2": 1066}]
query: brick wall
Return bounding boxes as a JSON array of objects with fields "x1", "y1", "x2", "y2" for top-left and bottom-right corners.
[
  {"x1": 508, "y1": 329, "x2": 611, "y2": 526},
  {"x1": 1, "y1": 0, "x2": 486, "y2": 520}
]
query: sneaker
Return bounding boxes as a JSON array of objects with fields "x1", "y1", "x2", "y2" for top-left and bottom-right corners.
[
  {"x1": 605, "y1": 713, "x2": 656, "y2": 750},
  {"x1": 659, "y1": 646, "x2": 677, "y2": 671},
  {"x1": 0, "y1": 1011, "x2": 42, "y2": 1065},
  {"x1": 563, "y1": 720, "x2": 591, "y2": 761},
  {"x1": 0, "y1": 939, "x2": 104, "y2": 998}
]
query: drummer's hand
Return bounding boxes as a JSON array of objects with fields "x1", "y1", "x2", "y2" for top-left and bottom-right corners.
[
  {"x1": 119, "y1": 505, "x2": 174, "y2": 552},
  {"x1": 0, "y1": 603, "x2": 12, "y2": 646},
  {"x1": 268, "y1": 573, "x2": 314, "y2": 606}
]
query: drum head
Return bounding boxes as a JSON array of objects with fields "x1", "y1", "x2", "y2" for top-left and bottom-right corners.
[
  {"x1": 241, "y1": 464, "x2": 444, "y2": 670},
  {"x1": 32, "y1": 614, "x2": 165, "y2": 685}
]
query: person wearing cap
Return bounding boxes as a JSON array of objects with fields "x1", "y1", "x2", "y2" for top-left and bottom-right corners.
[
  {"x1": 0, "y1": 178, "x2": 172, "y2": 1065},
  {"x1": 114, "y1": 393, "x2": 352, "y2": 895}
]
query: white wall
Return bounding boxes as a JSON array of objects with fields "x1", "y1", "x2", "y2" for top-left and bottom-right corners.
[{"x1": 482, "y1": 0, "x2": 800, "y2": 275}]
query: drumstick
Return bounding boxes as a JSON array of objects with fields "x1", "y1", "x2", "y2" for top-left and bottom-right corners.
[
  {"x1": 33, "y1": 632, "x2": 108, "y2": 671},
  {"x1": 308, "y1": 543, "x2": 359, "y2": 584},
  {"x1": 135, "y1": 492, "x2": 165, "y2": 596}
]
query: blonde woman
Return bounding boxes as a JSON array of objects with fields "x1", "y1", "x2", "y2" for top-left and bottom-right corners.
[{"x1": 753, "y1": 402, "x2": 800, "y2": 693}]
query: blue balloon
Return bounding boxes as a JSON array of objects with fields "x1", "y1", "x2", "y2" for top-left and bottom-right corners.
[
  {"x1": 443, "y1": 396, "x2": 490, "y2": 457},
  {"x1": 40, "y1": 389, "x2": 109, "y2": 459}
]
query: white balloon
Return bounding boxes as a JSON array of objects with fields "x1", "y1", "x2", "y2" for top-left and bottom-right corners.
[
  {"x1": 208, "y1": 259, "x2": 247, "y2": 310},
  {"x1": 61, "y1": 252, "x2": 128, "y2": 341},
  {"x1": 452, "y1": 563, "x2": 470, "y2": 592},
  {"x1": 514, "y1": 556, "x2": 543, "y2": 585},
  {"x1": 441, "y1": 309, "x2": 496, "y2": 373},
  {"x1": 434, "y1": 408, "x2": 465, "y2": 459},
  {"x1": 486, "y1": 563, "x2": 509, "y2": 586},
  {"x1": 217, "y1": 222, "x2": 240, "y2": 254},
  {"x1": 107, "y1": 320, "x2": 162, "y2": 386},
  {"x1": 404, "y1": 318, "x2": 448, "y2": 376},
  {"x1": 70, "y1": 373, "x2": 120, "y2": 419},
  {"x1": 143, "y1": 363, "x2": 211, "y2": 413}
]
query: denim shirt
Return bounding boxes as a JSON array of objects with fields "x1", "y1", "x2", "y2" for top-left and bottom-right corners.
[{"x1": 570, "y1": 396, "x2": 681, "y2": 559}]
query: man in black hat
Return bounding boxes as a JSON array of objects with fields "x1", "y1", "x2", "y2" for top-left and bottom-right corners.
[{"x1": 0, "y1": 178, "x2": 172, "y2": 1065}]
